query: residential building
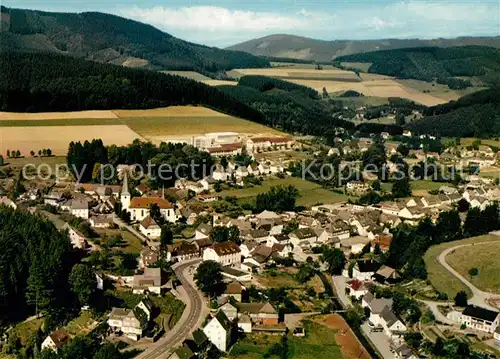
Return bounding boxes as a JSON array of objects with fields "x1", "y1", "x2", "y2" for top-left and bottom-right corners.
[
  {"x1": 346, "y1": 279, "x2": 369, "y2": 299},
  {"x1": 235, "y1": 302, "x2": 279, "y2": 325},
  {"x1": 70, "y1": 199, "x2": 89, "y2": 219},
  {"x1": 139, "y1": 216, "x2": 161, "y2": 239},
  {"x1": 380, "y1": 306, "x2": 407, "y2": 336},
  {"x1": 61, "y1": 223, "x2": 87, "y2": 249},
  {"x1": 219, "y1": 301, "x2": 238, "y2": 321},
  {"x1": 203, "y1": 311, "x2": 233, "y2": 352},
  {"x1": 139, "y1": 248, "x2": 159, "y2": 269},
  {"x1": 108, "y1": 303, "x2": 150, "y2": 341},
  {"x1": 351, "y1": 261, "x2": 380, "y2": 281},
  {"x1": 167, "y1": 241, "x2": 199, "y2": 262},
  {"x1": 494, "y1": 326, "x2": 500, "y2": 347},
  {"x1": 41, "y1": 330, "x2": 70, "y2": 352},
  {"x1": 222, "y1": 281, "x2": 245, "y2": 302},
  {"x1": 289, "y1": 228, "x2": 317, "y2": 249},
  {"x1": 133, "y1": 267, "x2": 163, "y2": 294},
  {"x1": 461, "y1": 305, "x2": 500, "y2": 333},
  {"x1": 89, "y1": 215, "x2": 113, "y2": 228},
  {"x1": 203, "y1": 242, "x2": 241, "y2": 267},
  {"x1": 237, "y1": 314, "x2": 252, "y2": 333}
]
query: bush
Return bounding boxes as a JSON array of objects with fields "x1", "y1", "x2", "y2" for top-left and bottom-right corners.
[{"x1": 468, "y1": 267, "x2": 479, "y2": 276}]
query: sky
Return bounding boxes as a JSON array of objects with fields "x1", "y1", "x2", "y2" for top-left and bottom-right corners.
[{"x1": 4, "y1": 0, "x2": 500, "y2": 47}]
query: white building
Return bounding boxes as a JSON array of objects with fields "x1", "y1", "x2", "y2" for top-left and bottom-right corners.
[
  {"x1": 203, "y1": 311, "x2": 233, "y2": 352},
  {"x1": 70, "y1": 199, "x2": 89, "y2": 219},
  {"x1": 461, "y1": 305, "x2": 500, "y2": 333},
  {"x1": 61, "y1": 223, "x2": 87, "y2": 249},
  {"x1": 128, "y1": 197, "x2": 176, "y2": 222},
  {"x1": 203, "y1": 242, "x2": 241, "y2": 267},
  {"x1": 41, "y1": 330, "x2": 69, "y2": 352},
  {"x1": 139, "y1": 216, "x2": 161, "y2": 239}
]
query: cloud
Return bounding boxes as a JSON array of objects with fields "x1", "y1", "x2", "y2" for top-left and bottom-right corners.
[{"x1": 120, "y1": 1, "x2": 499, "y2": 46}]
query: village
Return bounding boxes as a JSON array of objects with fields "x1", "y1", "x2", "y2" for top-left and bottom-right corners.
[{"x1": 2, "y1": 129, "x2": 500, "y2": 359}]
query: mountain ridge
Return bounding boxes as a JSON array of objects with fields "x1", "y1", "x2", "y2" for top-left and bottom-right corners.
[
  {"x1": 227, "y1": 34, "x2": 500, "y2": 62},
  {"x1": 0, "y1": 6, "x2": 270, "y2": 73}
]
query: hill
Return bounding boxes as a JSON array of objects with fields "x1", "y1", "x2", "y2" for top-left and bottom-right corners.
[
  {"x1": 227, "y1": 34, "x2": 500, "y2": 63},
  {"x1": 0, "y1": 51, "x2": 263, "y2": 125},
  {"x1": 334, "y1": 46, "x2": 500, "y2": 87},
  {"x1": 0, "y1": 6, "x2": 270, "y2": 73},
  {"x1": 407, "y1": 87, "x2": 500, "y2": 138}
]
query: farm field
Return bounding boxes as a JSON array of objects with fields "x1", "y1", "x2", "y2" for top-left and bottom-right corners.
[
  {"x1": 340, "y1": 62, "x2": 372, "y2": 72},
  {"x1": 447, "y1": 241, "x2": 500, "y2": 293},
  {"x1": 0, "y1": 125, "x2": 141, "y2": 156},
  {"x1": 217, "y1": 177, "x2": 350, "y2": 207},
  {"x1": 395, "y1": 79, "x2": 486, "y2": 102},
  {"x1": 230, "y1": 65, "x2": 459, "y2": 106},
  {"x1": 330, "y1": 96, "x2": 390, "y2": 107},
  {"x1": 202, "y1": 79, "x2": 238, "y2": 86},
  {"x1": 423, "y1": 234, "x2": 500, "y2": 298},
  {"x1": 159, "y1": 70, "x2": 210, "y2": 81},
  {"x1": 380, "y1": 180, "x2": 444, "y2": 197},
  {"x1": 0, "y1": 106, "x2": 281, "y2": 156}
]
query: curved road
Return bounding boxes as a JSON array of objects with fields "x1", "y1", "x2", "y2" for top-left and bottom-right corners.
[
  {"x1": 438, "y1": 241, "x2": 500, "y2": 311},
  {"x1": 136, "y1": 259, "x2": 205, "y2": 359}
]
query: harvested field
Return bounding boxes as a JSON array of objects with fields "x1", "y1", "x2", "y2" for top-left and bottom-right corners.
[
  {"x1": 315, "y1": 314, "x2": 371, "y2": 359},
  {"x1": 112, "y1": 106, "x2": 232, "y2": 118},
  {"x1": 0, "y1": 110, "x2": 118, "y2": 120},
  {"x1": 0, "y1": 125, "x2": 141, "y2": 156},
  {"x1": 201, "y1": 79, "x2": 238, "y2": 86},
  {"x1": 231, "y1": 67, "x2": 358, "y2": 81},
  {"x1": 159, "y1": 71, "x2": 210, "y2": 81}
]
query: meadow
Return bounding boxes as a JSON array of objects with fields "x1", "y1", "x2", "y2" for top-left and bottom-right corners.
[
  {"x1": 217, "y1": 177, "x2": 350, "y2": 207},
  {"x1": 423, "y1": 234, "x2": 500, "y2": 298}
]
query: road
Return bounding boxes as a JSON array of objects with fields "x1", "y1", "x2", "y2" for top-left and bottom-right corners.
[
  {"x1": 438, "y1": 240, "x2": 500, "y2": 311},
  {"x1": 135, "y1": 259, "x2": 206, "y2": 359}
]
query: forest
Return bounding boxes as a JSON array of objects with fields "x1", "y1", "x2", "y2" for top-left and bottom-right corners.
[
  {"x1": 238, "y1": 75, "x2": 320, "y2": 99},
  {"x1": 0, "y1": 206, "x2": 75, "y2": 325},
  {"x1": 0, "y1": 6, "x2": 269, "y2": 73},
  {"x1": 335, "y1": 46, "x2": 500, "y2": 87},
  {"x1": 408, "y1": 87, "x2": 500, "y2": 138},
  {"x1": 0, "y1": 52, "x2": 263, "y2": 124},
  {"x1": 67, "y1": 139, "x2": 215, "y2": 186}
]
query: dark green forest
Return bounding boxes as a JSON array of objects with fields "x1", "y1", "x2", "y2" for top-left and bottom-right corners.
[
  {"x1": 0, "y1": 6, "x2": 270, "y2": 73},
  {"x1": 0, "y1": 52, "x2": 263, "y2": 123},
  {"x1": 407, "y1": 87, "x2": 500, "y2": 137},
  {"x1": 238, "y1": 75, "x2": 320, "y2": 99},
  {"x1": 0, "y1": 206, "x2": 75, "y2": 325},
  {"x1": 335, "y1": 46, "x2": 500, "y2": 88}
]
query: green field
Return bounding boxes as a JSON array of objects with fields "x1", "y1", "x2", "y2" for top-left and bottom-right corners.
[
  {"x1": 230, "y1": 320, "x2": 342, "y2": 359},
  {"x1": 217, "y1": 177, "x2": 350, "y2": 207},
  {"x1": 423, "y1": 234, "x2": 500, "y2": 298},
  {"x1": 447, "y1": 241, "x2": 500, "y2": 293},
  {"x1": 379, "y1": 180, "x2": 443, "y2": 195},
  {"x1": 340, "y1": 62, "x2": 372, "y2": 72},
  {"x1": 330, "y1": 95, "x2": 390, "y2": 107}
]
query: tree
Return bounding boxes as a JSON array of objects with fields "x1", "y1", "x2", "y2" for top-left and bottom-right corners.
[
  {"x1": 210, "y1": 227, "x2": 229, "y2": 243},
  {"x1": 321, "y1": 248, "x2": 346, "y2": 275},
  {"x1": 93, "y1": 343, "x2": 122, "y2": 359},
  {"x1": 69, "y1": 264, "x2": 97, "y2": 306},
  {"x1": 391, "y1": 177, "x2": 412, "y2": 198},
  {"x1": 255, "y1": 185, "x2": 299, "y2": 212},
  {"x1": 371, "y1": 180, "x2": 381, "y2": 191},
  {"x1": 454, "y1": 290, "x2": 468, "y2": 307},
  {"x1": 468, "y1": 267, "x2": 478, "y2": 276},
  {"x1": 373, "y1": 243, "x2": 382, "y2": 255},
  {"x1": 322, "y1": 87, "x2": 329, "y2": 99},
  {"x1": 0, "y1": 155, "x2": 4, "y2": 166},
  {"x1": 15, "y1": 150, "x2": 21, "y2": 158},
  {"x1": 396, "y1": 143, "x2": 410, "y2": 157},
  {"x1": 46, "y1": 149, "x2": 52, "y2": 156},
  {"x1": 194, "y1": 261, "x2": 224, "y2": 298},
  {"x1": 30, "y1": 150, "x2": 35, "y2": 157},
  {"x1": 220, "y1": 156, "x2": 228, "y2": 170},
  {"x1": 38, "y1": 149, "x2": 42, "y2": 157},
  {"x1": 432, "y1": 337, "x2": 444, "y2": 356},
  {"x1": 6, "y1": 150, "x2": 10, "y2": 158},
  {"x1": 227, "y1": 226, "x2": 240, "y2": 244},
  {"x1": 456, "y1": 342, "x2": 470, "y2": 358},
  {"x1": 160, "y1": 226, "x2": 173, "y2": 248},
  {"x1": 214, "y1": 181, "x2": 222, "y2": 192}
]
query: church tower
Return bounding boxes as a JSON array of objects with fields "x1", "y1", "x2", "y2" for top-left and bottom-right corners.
[{"x1": 121, "y1": 172, "x2": 131, "y2": 210}]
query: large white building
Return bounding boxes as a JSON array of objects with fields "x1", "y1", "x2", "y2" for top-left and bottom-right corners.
[
  {"x1": 203, "y1": 242, "x2": 241, "y2": 267},
  {"x1": 192, "y1": 132, "x2": 239, "y2": 149},
  {"x1": 461, "y1": 305, "x2": 499, "y2": 333},
  {"x1": 203, "y1": 311, "x2": 232, "y2": 352}
]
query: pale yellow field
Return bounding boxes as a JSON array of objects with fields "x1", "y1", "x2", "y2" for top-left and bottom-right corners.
[
  {"x1": 0, "y1": 125, "x2": 142, "y2": 156},
  {"x1": 112, "y1": 106, "x2": 232, "y2": 118},
  {"x1": 202, "y1": 80, "x2": 238, "y2": 86},
  {"x1": 0, "y1": 110, "x2": 118, "y2": 120},
  {"x1": 233, "y1": 67, "x2": 358, "y2": 80}
]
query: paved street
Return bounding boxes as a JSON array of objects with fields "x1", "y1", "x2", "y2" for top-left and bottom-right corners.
[{"x1": 136, "y1": 259, "x2": 207, "y2": 359}]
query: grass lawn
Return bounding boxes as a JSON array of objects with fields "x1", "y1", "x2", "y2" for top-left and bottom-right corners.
[
  {"x1": 97, "y1": 229, "x2": 144, "y2": 254},
  {"x1": 446, "y1": 241, "x2": 500, "y2": 294},
  {"x1": 423, "y1": 234, "x2": 500, "y2": 298},
  {"x1": 229, "y1": 320, "x2": 342, "y2": 359},
  {"x1": 380, "y1": 180, "x2": 445, "y2": 196},
  {"x1": 473, "y1": 342, "x2": 500, "y2": 357},
  {"x1": 9, "y1": 318, "x2": 44, "y2": 346},
  {"x1": 65, "y1": 311, "x2": 96, "y2": 336},
  {"x1": 217, "y1": 177, "x2": 350, "y2": 207}
]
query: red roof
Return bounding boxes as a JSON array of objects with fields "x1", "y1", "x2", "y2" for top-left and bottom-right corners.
[
  {"x1": 210, "y1": 241, "x2": 241, "y2": 255},
  {"x1": 130, "y1": 197, "x2": 173, "y2": 209},
  {"x1": 347, "y1": 279, "x2": 364, "y2": 291},
  {"x1": 207, "y1": 142, "x2": 242, "y2": 153}
]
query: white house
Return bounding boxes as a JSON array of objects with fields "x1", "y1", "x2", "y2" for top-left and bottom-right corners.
[
  {"x1": 203, "y1": 242, "x2": 241, "y2": 267},
  {"x1": 461, "y1": 305, "x2": 500, "y2": 333},
  {"x1": 89, "y1": 215, "x2": 113, "y2": 229},
  {"x1": 237, "y1": 314, "x2": 252, "y2": 333},
  {"x1": 139, "y1": 216, "x2": 161, "y2": 239},
  {"x1": 61, "y1": 223, "x2": 87, "y2": 249},
  {"x1": 346, "y1": 279, "x2": 369, "y2": 299},
  {"x1": 351, "y1": 261, "x2": 380, "y2": 281},
  {"x1": 108, "y1": 304, "x2": 150, "y2": 341},
  {"x1": 70, "y1": 199, "x2": 89, "y2": 219},
  {"x1": 203, "y1": 311, "x2": 233, "y2": 352},
  {"x1": 132, "y1": 267, "x2": 163, "y2": 294},
  {"x1": 380, "y1": 306, "x2": 407, "y2": 336},
  {"x1": 41, "y1": 330, "x2": 69, "y2": 352}
]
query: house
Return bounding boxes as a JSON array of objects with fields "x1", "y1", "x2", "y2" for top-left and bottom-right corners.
[
  {"x1": 133, "y1": 267, "x2": 163, "y2": 294},
  {"x1": 373, "y1": 265, "x2": 400, "y2": 283},
  {"x1": 362, "y1": 292, "x2": 393, "y2": 325},
  {"x1": 237, "y1": 314, "x2": 252, "y2": 333},
  {"x1": 380, "y1": 305, "x2": 407, "y2": 336},
  {"x1": 235, "y1": 302, "x2": 279, "y2": 325},
  {"x1": 266, "y1": 234, "x2": 290, "y2": 248},
  {"x1": 89, "y1": 215, "x2": 113, "y2": 228},
  {"x1": 346, "y1": 181, "x2": 370, "y2": 193},
  {"x1": 169, "y1": 345, "x2": 195, "y2": 359},
  {"x1": 203, "y1": 242, "x2": 241, "y2": 267},
  {"x1": 203, "y1": 311, "x2": 233, "y2": 352},
  {"x1": 346, "y1": 279, "x2": 369, "y2": 299},
  {"x1": 195, "y1": 223, "x2": 212, "y2": 240},
  {"x1": 61, "y1": 223, "x2": 87, "y2": 249},
  {"x1": 108, "y1": 305, "x2": 149, "y2": 341},
  {"x1": 394, "y1": 345, "x2": 418, "y2": 359},
  {"x1": 0, "y1": 196, "x2": 17, "y2": 209},
  {"x1": 128, "y1": 197, "x2": 176, "y2": 222},
  {"x1": 289, "y1": 228, "x2": 317, "y2": 248},
  {"x1": 70, "y1": 199, "x2": 89, "y2": 219},
  {"x1": 167, "y1": 241, "x2": 199, "y2": 262},
  {"x1": 461, "y1": 305, "x2": 500, "y2": 333},
  {"x1": 41, "y1": 330, "x2": 70, "y2": 352},
  {"x1": 351, "y1": 261, "x2": 380, "y2": 281},
  {"x1": 222, "y1": 281, "x2": 245, "y2": 302},
  {"x1": 139, "y1": 248, "x2": 159, "y2": 269},
  {"x1": 139, "y1": 216, "x2": 161, "y2": 239},
  {"x1": 340, "y1": 235, "x2": 371, "y2": 254},
  {"x1": 248, "y1": 228, "x2": 269, "y2": 243},
  {"x1": 212, "y1": 165, "x2": 228, "y2": 182},
  {"x1": 246, "y1": 136, "x2": 294, "y2": 152},
  {"x1": 186, "y1": 329, "x2": 209, "y2": 355}
]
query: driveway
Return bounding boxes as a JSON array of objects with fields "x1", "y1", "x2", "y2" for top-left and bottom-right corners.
[
  {"x1": 360, "y1": 322, "x2": 394, "y2": 359},
  {"x1": 417, "y1": 300, "x2": 456, "y2": 326},
  {"x1": 135, "y1": 259, "x2": 207, "y2": 359},
  {"x1": 438, "y1": 241, "x2": 500, "y2": 311}
]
